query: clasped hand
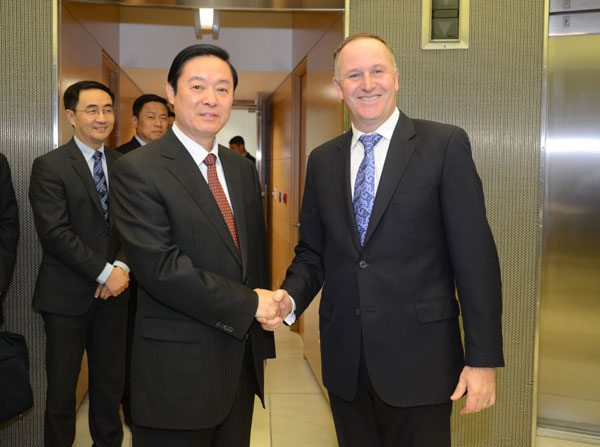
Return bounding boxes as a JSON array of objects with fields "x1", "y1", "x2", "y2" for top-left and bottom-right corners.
[
  {"x1": 254, "y1": 288, "x2": 293, "y2": 331},
  {"x1": 94, "y1": 267, "x2": 130, "y2": 300}
]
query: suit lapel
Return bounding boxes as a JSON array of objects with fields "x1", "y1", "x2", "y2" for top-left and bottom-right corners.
[
  {"x1": 363, "y1": 113, "x2": 417, "y2": 246},
  {"x1": 162, "y1": 132, "x2": 242, "y2": 265},
  {"x1": 67, "y1": 140, "x2": 105, "y2": 220},
  {"x1": 331, "y1": 131, "x2": 361, "y2": 251},
  {"x1": 220, "y1": 147, "x2": 248, "y2": 277}
]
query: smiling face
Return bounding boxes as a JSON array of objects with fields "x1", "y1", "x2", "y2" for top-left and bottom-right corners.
[
  {"x1": 65, "y1": 88, "x2": 114, "y2": 149},
  {"x1": 333, "y1": 38, "x2": 399, "y2": 133},
  {"x1": 166, "y1": 55, "x2": 234, "y2": 149}
]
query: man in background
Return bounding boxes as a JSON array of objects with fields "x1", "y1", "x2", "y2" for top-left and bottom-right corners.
[
  {"x1": 115, "y1": 93, "x2": 170, "y2": 425},
  {"x1": 29, "y1": 80, "x2": 130, "y2": 447},
  {"x1": 116, "y1": 94, "x2": 169, "y2": 155},
  {"x1": 0, "y1": 152, "x2": 19, "y2": 324},
  {"x1": 229, "y1": 135, "x2": 256, "y2": 164}
]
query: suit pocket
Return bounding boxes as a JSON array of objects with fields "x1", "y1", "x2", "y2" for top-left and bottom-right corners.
[
  {"x1": 414, "y1": 296, "x2": 460, "y2": 323},
  {"x1": 139, "y1": 317, "x2": 206, "y2": 343},
  {"x1": 319, "y1": 301, "x2": 332, "y2": 321}
]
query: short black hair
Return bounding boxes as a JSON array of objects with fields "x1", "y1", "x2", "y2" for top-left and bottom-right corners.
[
  {"x1": 64, "y1": 81, "x2": 114, "y2": 111},
  {"x1": 167, "y1": 44, "x2": 238, "y2": 94},
  {"x1": 229, "y1": 136, "x2": 245, "y2": 146},
  {"x1": 132, "y1": 94, "x2": 168, "y2": 117}
]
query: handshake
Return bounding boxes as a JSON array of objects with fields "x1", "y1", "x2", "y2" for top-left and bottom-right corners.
[{"x1": 254, "y1": 288, "x2": 293, "y2": 331}]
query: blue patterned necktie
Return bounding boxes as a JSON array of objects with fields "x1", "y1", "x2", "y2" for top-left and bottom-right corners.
[
  {"x1": 353, "y1": 133, "x2": 383, "y2": 246},
  {"x1": 92, "y1": 151, "x2": 109, "y2": 224}
]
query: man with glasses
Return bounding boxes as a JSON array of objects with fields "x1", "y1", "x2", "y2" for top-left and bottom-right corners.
[{"x1": 29, "y1": 80, "x2": 130, "y2": 447}]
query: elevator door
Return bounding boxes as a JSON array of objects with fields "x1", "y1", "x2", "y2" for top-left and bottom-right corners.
[{"x1": 537, "y1": 5, "x2": 600, "y2": 438}]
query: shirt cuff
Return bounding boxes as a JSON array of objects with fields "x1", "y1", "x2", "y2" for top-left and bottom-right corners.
[
  {"x1": 113, "y1": 260, "x2": 130, "y2": 273},
  {"x1": 283, "y1": 296, "x2": 297, "y2": 325},
  {"x1": 96, "y1": 263, "x2": 113, "y2": 284}
]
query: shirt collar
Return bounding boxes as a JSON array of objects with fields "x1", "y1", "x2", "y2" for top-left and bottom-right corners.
[
  {"x1": 134, "y1": 134, "x2": 147, "y2": 146},
  {"x1": 74, "y1": 135, "x2": 105, "y2": 160},
  {"x1": 171, "y1": 122, "x2": 219, "y2": 167},
  {"x1": 351, "y1": 107, "x2": 400, "y2": 148}
]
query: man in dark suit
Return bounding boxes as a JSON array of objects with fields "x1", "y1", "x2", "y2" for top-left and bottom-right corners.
[
  {"x1": 0, "y1": 152, "x2": 19, "y2": 323},
  {"x1": 116, "y1": 94, "x2": 169, "y2": 155},
  {"x1": 269, "y1": 33, "x2": 504, "y2": 446},
  {"x1": 229, "y1": 136, "x2": 256, "y2": 165},
  {"x1": 111, "y1": 44, "x2": 283, "y2": 447},
  {"x1": 29, "y1": 81, "x2": 130, "y2": 447},
  {"x1": 115, "y1": 93, "x2": 170, "y2": 425}
]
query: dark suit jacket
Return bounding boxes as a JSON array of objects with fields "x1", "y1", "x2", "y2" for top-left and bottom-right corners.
[
  {"x1": 116, "y1": 136, "x2": 141, "y2": 155},
  {"x1": 29, "y1": 139, "x2": 126, "y2": 316},
  {"x1": 282, "y1": 112, "x2": 503, "y2": 407},
  {"x1": 110, "y1": 129, "x2": 273, "y2": 430},
  {"x1": 0, "y1": 153, "x2": 19, "y2": 323}
]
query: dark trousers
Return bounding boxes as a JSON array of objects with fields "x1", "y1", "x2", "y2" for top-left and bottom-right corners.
[
  {"x1": 132, "y1": 338, "x2": 258, "y2": 447},
  {"x1": 122, "y1": 277, "x2": 137, "y2": 424},
  {"x1": 43, "y1": 297, "x2": 128, "y2": 447},
  {"x1": 328, "y1": 347, "x2": 452, "y2": 447}
]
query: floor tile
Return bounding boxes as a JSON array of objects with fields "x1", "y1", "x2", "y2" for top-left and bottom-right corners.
[{"x1": 270, "y1": 393, "x2": 337, "y2": 447}]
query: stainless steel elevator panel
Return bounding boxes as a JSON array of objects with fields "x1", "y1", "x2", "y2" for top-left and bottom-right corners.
[{"x1": 538, "y1": 10, "x2": 600, "y2": 435}]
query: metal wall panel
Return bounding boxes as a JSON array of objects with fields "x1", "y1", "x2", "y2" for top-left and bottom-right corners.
[
  {"x1": 538, "y1": 12, "x2": 600, "y2": 436},
  {"x1": 0, "y1": 0, "x2": 55, "y2": 445},
  {"x1": 349, "y1": 1, "x2": 544, "y2": 445}
]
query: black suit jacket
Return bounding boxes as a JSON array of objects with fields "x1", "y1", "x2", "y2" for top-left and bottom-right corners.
[
  {"x1": 0, "y1": 153, "x2": 19, "y2": 323},
  {"x1": 282, "y1": 112, "x2": 503, "y2": 407},
  {"x1": 29, "y1": 139, "x2": 126, "y2": 316},
  {"x1": 110, "y1": 129, "x2": 273, "y2": 430},
  {"x1": 116, "y1": 136, "x2": 141, "y2": 155}
]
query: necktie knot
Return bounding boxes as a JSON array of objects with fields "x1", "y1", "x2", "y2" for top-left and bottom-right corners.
[
  {"x1": 93, "y1": 151, "x2": 103, "y2": 162},
  {"x1": 358, "y1": 133, "x2": 383, "y2": 154},
  {"x1": 204, "y1": 153, "x2": 216, "y2": 167}
]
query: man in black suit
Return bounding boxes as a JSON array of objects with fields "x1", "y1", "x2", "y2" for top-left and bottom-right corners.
[
  {"x1": 29, "y1": 81, "x2": 130, "y2": 447},
  {"x1": 111, "y1": 44, "x2": 284, "y2": 447},
  {"x1": 229, "y1": 136, "x2": 256, "y2": 165},
  {"x1": 115, "y1": 93, "x2": 170, "y2": 425},
  {"x1": 269, "y1": 33, "x2": 504, "y2": 446},
  {"x1": 116, "y1": 94, "x2": 169, "y2": 155},
  {"x1": 0, "y1": 152, "x2": 19, "y2": 324}
]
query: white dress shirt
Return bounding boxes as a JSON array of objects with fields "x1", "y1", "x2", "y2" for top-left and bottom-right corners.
[{"x1": 73, "y1": 135, "x2": 129, "y2": 284}]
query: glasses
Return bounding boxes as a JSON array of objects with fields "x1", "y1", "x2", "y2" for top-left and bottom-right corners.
[{"x1": 73, "y1": 106, "x2": 115, "y2": 116}]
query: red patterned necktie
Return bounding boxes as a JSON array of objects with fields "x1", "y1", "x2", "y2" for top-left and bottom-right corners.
[{"x1": 204, "y1": 153, "x2": 240, "y2": 253}]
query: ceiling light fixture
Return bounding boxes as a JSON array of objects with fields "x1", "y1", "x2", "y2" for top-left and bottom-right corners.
[{"x1": 195, "y1": 8, "x2": 220, "y2": 36}]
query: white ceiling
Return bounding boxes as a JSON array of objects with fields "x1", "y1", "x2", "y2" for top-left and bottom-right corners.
[{"x1": 118, "y1": 8, "x2": 302, "y2": 101}]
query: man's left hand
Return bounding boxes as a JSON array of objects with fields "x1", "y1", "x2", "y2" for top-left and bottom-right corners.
[{"x1": 450, "y1": 366, "x2": 496, "y2": 414}]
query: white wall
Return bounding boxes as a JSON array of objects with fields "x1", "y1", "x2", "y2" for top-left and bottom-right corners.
[{"x1": 217, "y1": 108, "x2": 258, "y2": 157}]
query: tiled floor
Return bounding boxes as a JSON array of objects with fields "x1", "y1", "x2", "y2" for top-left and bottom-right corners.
[{"x1": 74, "y1": 327, "x2": 599, "y2": 447}]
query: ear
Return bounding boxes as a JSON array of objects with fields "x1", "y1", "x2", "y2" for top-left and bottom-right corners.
[
  {"x1": 394, "y1": 69, "x2": 399, "y2": 92},
  {"x1": 65, "y1": 109, "x2": 77, "y2": 127},
  {"x1": 332, "y1": 77, "x2": 344, "y2": 101},
  {"x1": 166, "y1": 82, "x2": 175, "y2": 106},
  {"x1": 131, "y1": 115, "x2": 138, "y2": 129}
]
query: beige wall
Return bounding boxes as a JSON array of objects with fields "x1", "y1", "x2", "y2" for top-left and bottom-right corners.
[
  {"x1": 349, "y1": 1, "x2": 544, "y2": 445},
  {"x1": 59, "y1": 1, "x2": 141, "y2": 148}
]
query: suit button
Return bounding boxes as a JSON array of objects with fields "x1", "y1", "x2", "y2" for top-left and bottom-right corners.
[
  {"x1": 355, "y1": 307, "x2": 361, "y2": 316},
  {"x1": 359, "y1": 260, "x2": 368, "y2": 269}
]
